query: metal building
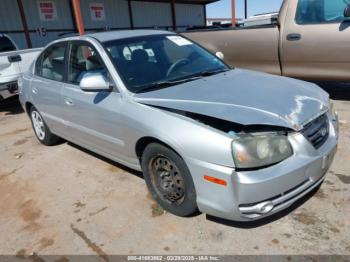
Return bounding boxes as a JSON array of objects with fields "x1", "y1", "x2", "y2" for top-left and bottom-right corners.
[{"x1": 0, "y1": 0, "x2": 217, "y2": 49}]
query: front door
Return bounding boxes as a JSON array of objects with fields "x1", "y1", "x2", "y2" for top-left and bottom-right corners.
[
  {"x1": 281, "y1": 0, "x2": 350, "y2": 81},
  {"x1": 61, "y1": 41, "x2": 125, "y2": 159}
]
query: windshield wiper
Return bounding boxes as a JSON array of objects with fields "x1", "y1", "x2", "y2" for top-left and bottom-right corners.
[
  {"x1": 135, "y1": 77, "x2": 202, "y2": 93},
  {"x1": 191, "y1": 68, "x2": 230, "y2": 78},
  {"x1": 134, "y1": 68, "x2": 230, "y2": 93}
]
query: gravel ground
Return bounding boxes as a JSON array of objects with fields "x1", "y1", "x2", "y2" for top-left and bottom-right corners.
[{"x1": 0, "y1": 89, "x2": 349, "y2": 257}]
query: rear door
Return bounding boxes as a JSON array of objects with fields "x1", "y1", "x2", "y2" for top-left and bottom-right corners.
[
  {"x1": 61, "y1": 40, "x2": 125, "y2": 158},
  {"x1": 281, "y1": 0, "x2": 350, "y2": 80},
  {"x1": 31, "y1": 42, "x2": 67, "y2": 135}
]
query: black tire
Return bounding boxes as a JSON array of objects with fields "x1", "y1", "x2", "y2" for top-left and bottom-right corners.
[
  {"x1": 29, "y1": 106, "x2": 60, "y2": 146},
  {"x1": 141, "y1": 143, "x2": 198, "y2": 217}
]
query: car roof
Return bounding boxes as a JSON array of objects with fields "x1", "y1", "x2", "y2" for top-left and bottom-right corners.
[
  {"x1": 47, "y1": 30, "x2": 177, "y2": 48},
  {"x1": 88, "y1": 29, "x2": 176, "y2": 42}
]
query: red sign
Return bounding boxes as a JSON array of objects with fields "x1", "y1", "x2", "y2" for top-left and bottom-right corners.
[
  {"x1": 89, "y1": 3, "x2": 106, "y2": 21},
  {"x1": 37, "y1": 1, "x2": 57, "y2": 21}
]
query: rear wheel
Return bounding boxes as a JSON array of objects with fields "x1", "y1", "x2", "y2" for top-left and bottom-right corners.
[
  {"x1": 30, "y1": 106, "x2": 60, "y2": 146},
  {"x1": 141, "y1": 143, "x2": 198, "y2": 217}
]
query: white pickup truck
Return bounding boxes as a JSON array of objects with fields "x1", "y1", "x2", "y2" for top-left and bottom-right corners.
[{"x1": 0, "y1": 34, "x2": 42, "y2": 101}]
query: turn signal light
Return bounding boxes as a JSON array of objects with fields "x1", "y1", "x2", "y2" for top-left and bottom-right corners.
[{"x1": 204, "y1": 175, "x2": 227, "y2": 186}]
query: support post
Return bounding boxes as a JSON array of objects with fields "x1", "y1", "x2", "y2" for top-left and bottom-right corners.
[
  {"x1": 231, "y1": 0, "x2": 235, "y2": 28},
  {"x1": 170, "y1": 0, "x2": 177, "y2": 31},
  {"x1": 128, "y1": 0, "x2": 134, "y2": 29},
  {"x1": 244, "y1": 0, "x2": 248, "y2": 19},
  {"x1": 72, "y1": 0, "x2": 85, "y2": 35},
  {"x1": 16, "y1": 0, "x2": 32, "y2": 48}
]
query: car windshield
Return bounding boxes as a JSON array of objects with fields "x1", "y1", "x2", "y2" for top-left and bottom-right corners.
[
  {"x1": 103, "y1": 34, "x2": 230, "y2": 93},
  {"x1": 0, "y1": 36, "x2": 16, "y2": 53}
]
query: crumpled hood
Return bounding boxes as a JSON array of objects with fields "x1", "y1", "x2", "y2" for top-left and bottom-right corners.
[{"x1": 133, "y1": 69, "x2": 329, "y2": 131}]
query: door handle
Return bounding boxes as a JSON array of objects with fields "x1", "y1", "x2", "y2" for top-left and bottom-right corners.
[
  {"x1": 287, "y1": 33, "x2": 302, "y2": 41},
  {"x1": 32, "y1": 87, "x2": 38, "y2": 94},
  {"x1": 64, "y1": 97, "x2": 74, "y2": 106},
  {"x1": 8, "y1": 54, "x2": 22, "y2": 63}
]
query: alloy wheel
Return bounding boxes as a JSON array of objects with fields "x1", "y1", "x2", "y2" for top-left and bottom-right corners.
[{"x1": 31, "y1": 111, "x2": 45, "y2": 140}]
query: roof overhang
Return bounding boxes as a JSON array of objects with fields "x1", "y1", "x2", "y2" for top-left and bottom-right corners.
[{"x1": 131, "y1": 0, "x2": 220, "y2": 5}]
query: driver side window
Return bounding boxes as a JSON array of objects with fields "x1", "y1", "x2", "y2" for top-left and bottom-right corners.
[{"x1": 68, "y1": 42, "x2": 107, "y2": 85}]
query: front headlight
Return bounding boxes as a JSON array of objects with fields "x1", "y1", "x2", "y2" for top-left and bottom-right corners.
[
  {"x1": 329, "y1": 99, "x2": 339, "y2": 135},
  {"x1": 232, "y1": 133, "x2": 293, "y2": 169}
]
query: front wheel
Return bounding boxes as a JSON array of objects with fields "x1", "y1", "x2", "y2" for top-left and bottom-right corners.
[
  {"x1": 141, "y1": 143, "x2": 198, "y2": 217},
  {"x1": 30, "y1": 106, "x2": 60, "y2": 146}
]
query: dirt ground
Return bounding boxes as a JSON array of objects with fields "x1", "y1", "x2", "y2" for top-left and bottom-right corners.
[{"x1": 0, "y1": 86, "x2": 349, "y2": 257}]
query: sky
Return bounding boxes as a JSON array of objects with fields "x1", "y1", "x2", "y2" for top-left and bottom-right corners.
[{"x1": 206, "y1": 0, "x2": 283, "y2": 19}]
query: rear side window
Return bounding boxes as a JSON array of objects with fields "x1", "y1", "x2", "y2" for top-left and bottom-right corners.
[
  {"x1": 296, "y1": 0, "x2": 348, "y2": 24},
  {"x1": 0, "y1": 36, "x2": 16, "y2": 52},
  {"x1": 35, "y1": 43, "x2": 66, "y2": 82},
  {"x1": 68, "y1": 42, "x2": 107, "y2": 85}
]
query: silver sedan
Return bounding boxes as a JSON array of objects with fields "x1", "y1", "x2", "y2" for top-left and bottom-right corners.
[{"x1": 19, "y1": 30, "x2": 338, "y2": 221}]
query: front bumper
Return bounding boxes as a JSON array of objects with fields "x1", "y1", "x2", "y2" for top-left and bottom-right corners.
[{"x1": 186, "y1": 113, "x2": 338, "y2": 221}]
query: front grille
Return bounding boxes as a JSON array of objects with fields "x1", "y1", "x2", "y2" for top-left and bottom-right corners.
[{"x1": 301, "y1": 113, "x2": 329, "y2": 149}]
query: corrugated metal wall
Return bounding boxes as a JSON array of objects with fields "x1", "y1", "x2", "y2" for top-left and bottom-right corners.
[
  {"x1": 22, "y1": 0, "x2": 75, "y2": 48},
  {"x1": 0, "y1": 0, "x2": 26, "y2": 49},
  {"x1": 80, "y1": 0, "x2": 130, "y2": 30},
  {"x1": 0, "y1": 0, "x2": 206, "y2": 49},
  {"x1": 131, "y1": 1, "x2": 172, "y2": 29},
  {"x1": 175, "y1": 4, "x2": 204, "y2": 28}
]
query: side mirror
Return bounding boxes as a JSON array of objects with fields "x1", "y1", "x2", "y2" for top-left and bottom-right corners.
[
  {"x1": 79, "y1": 72, "x2": 112, "y2": 92},
  {"x1": 344, "y1": 5, "x2": 350, "y2": 18},
  {"x1": 215, "y1": 51, "x2": 224, "y2": 60}
]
